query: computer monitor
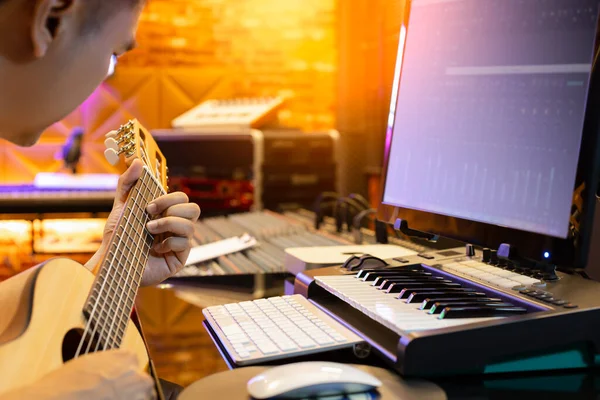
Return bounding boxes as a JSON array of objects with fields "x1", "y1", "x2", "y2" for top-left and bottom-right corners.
[{"x1": 379, "y1": 0, "x2": 600, "y2": 269}]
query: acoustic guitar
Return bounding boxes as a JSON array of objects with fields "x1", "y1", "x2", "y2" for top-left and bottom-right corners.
[{"x1": 0, "y1": 120, "x2": 168, "y2": 398}]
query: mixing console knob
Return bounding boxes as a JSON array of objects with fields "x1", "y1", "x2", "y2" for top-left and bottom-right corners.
[
  {"x1": 482, "y1": 248, "x2": 491, "y2": 263},
  {"x1": 466, "y1": 244, "x2": 476, "y2": 257},
  {"x1": 490, "y1": 249, "x2": 499, "y2": 265}
]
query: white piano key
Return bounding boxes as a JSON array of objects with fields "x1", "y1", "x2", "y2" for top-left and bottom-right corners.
[{"x1": 315, "y1": 274, "x2": 507, "y2": 336}]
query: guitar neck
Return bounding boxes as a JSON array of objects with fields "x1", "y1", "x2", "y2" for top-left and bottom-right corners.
[{"x1": 83, "y1": 166, "x2": 165, "y2": 349}]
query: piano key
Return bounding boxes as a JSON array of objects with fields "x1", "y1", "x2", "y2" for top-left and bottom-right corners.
[
  {"x1": 361, "y1": 270, "x2": 431, "y2": 282},
  {"x1": 315, "y1": 275, "x2": 503, "y2": 335},
  {"x1": 356, "y1": 267, "x2": 408, "y2": 280},
  {"x1": 364, "y1": 264, "x2": 425, "y2": 275},
  {"x1": 398, "y1": 287, "x2": 476, "y2": 299},
  {"x1": 510, "y1": 275, "x2": 541, "y2": 285},
  {"x1": 406, "y1": 291, "x2": 488, "y2": 303},
  {"x1": 439, "y1": 306, "x2": 528, "y2": 319},
  {"x1": 420, "y1": 297, "x2": 503, "y2": 310},
  {"x1": 374, "y1": 276, "x2": 446, "y2": 289},
  {"x1": 428, "y1": 302, "x2": 515, "y2": 314},
  {"x1": 385, "y1": 282, "x2": 462, "y2": 293}
]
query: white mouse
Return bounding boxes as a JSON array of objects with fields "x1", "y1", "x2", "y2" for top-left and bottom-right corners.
[{"x1": 247, "y1": 361, "x2": 382, "y2": 399}]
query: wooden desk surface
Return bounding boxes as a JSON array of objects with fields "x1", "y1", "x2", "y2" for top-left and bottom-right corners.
[{"x1": 179, "y1": 364, "x2": 446, "y2": 400}]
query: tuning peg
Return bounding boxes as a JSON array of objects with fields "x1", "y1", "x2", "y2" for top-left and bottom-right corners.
[
  {"x1": 104, "y1": 137, "x2": 119, "y2": 151},
  {"x1": 105, "y1": 130, "x2": 118, "y2": 139},
  {"x1": 104, "y1": 148, "x2": 120, "y2": 166}
]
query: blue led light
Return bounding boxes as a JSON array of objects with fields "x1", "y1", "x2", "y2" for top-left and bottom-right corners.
[{"x1": 544, "y1": 252, "x2": 550, "y2": 259}]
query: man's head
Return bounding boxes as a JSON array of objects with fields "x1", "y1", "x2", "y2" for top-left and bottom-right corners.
[{"x1": 0, "y1": 0, "x2": 144, "y2": 146}]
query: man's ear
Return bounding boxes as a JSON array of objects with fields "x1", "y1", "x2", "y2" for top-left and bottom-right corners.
[{"x1": 31, "y1": 0, "x2": 75, "y2": 58}]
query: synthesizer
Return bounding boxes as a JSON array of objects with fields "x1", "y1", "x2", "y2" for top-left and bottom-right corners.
[
  {"x1": 293, "y1": 245, "x2": 600, "y2": 377},
  {"x1": 0, "y1": 185, "x2": 115, "y2": 214},
  {"x1": 171, "y1": 97, "x2": 284, "y2": 132}
]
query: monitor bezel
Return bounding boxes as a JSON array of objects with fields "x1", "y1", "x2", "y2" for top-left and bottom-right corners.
[{"x1": 378, "y1": 0, "x2": 600, "y2": 268}]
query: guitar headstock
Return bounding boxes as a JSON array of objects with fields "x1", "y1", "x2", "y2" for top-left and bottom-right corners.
[{"x1": 104, "y1": 119, "x2": 168, "y2": 192}]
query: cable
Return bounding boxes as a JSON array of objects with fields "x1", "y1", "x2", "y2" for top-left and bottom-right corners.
[
  {"x1": 351, "y1": 208, "x2": 377, "y2": 243},
  {"x1": 334, "y1": 197, "x2": 369, "y2": 232},
  {"x1": 348, "y1": 193, "x2": 371, "y2": 210},
  {"x1": 313, "y1": 191, "x2": 340, "y2": 229}
]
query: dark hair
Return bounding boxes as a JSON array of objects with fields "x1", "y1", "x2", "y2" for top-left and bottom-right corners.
[
  {"x1": 81, "y1": 0, "x2": 143, "y2": 33},
  {"x1": 0, "y1": 0, "x2": 143, "y2": 32}
]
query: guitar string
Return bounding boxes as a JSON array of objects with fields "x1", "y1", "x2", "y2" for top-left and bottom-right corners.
[
  {"x1": 80, "y1": 175, "x2": 144, "y2": 356},
  {"x1": 95, "y1": 176, "x2": 147, "y2": 351},
  {"x1": 96, "y1": 175, "x2": 148, "y2": 351},
  {"x1": 75, "y1": 169, "x2": 147, "y2": 357},
  {"x1": 114, "y1": 183, "x2": 159, "y2": 347},
  {"x1": 101, "y1": 173, "x2": 158, "y2": 350},
  {"x1": 91, "y1": 172, "x2": 151, "y2": 352},
  {"x1": 73, "y1": 122, "x2": 143, "y2": 356},
  {"x1": 103, "y1": 147, "x2": 163, "y2": 349}
]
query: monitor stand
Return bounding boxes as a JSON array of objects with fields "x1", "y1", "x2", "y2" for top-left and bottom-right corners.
[{"x1": 393, "y1": 218, "x2": 439, "y2": 242}]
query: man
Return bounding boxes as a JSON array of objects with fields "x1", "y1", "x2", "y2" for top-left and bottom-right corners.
[{"x1": 0, "y1": 0, "x2": 200, "y2": 398}]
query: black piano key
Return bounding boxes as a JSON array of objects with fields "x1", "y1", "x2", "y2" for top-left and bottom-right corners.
[
  {"x1": 356, "y1": 266, "x2": 422, "y2": 279},
  {"x1": 386, "y1": 282, "x2": 461, "y2": 293},
  {"x1": 428, "y1": 302, "x2": 514, "y2": 314},
  {"x1": 420, "y1": 297, "x2": 503, "y2": 310},
  {"x1": 398, "y1": 287, "x2": 476, "y2": 299},
  {"x1": 375, "y1": 276, "x2": 446, "y2": 289},
  {"x1": 406, "y1": 291, "x2": 487, "y2": 303},
  {"x1": 361, "y1": 270, "x2": 431, "y2": 282},
  {"x1": 439, "y1": 306, "x2": 528, "y2": 319},
  {"x1": 356, "y1": 267, "x2": 422, "y2": 280}
]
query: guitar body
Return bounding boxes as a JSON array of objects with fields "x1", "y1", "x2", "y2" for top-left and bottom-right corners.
[{"x1": 0, "y1": 258, "x2": 148, "y2": 395}]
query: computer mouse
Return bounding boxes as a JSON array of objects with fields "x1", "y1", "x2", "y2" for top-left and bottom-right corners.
[{"x1": 247, "y1": 361, "x2": 382, "y2": 399}]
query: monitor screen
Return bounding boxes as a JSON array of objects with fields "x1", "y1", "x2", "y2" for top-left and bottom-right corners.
[{"x1": 383, "y1": 0, "x2": 600, "y2": 239}]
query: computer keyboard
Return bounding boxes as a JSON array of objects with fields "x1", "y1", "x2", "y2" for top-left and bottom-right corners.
[{"x1": 203, "y1": 294, "x2": 363, "y2": 365}]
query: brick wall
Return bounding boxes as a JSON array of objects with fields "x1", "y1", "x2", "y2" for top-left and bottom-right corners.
[{"x1": 120, "y1": 0, "x2": 337, "y2": 131}]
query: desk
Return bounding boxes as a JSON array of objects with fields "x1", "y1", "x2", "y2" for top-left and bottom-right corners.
[
  {"x1": 179, "y1": 365, "x2": 445, "y2": 400},
  {"x1": 179, "y1": 364, "x2": 600, "y2": 399},
  {"x1": 148, "y1": 285, "x2": 600, "y2": 399}
]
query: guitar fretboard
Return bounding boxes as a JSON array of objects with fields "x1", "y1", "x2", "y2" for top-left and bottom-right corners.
[{"x1": 83, "y1": 167, "x2": 165, "y2": 350}]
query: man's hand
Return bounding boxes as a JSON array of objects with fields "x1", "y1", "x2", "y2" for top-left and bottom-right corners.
[
  {"x1": 1, "y1": 350, "x2": 155, "y2": 400},
  {"x1": 88, "y1": 159, "x2": 201, "y2": 286}
]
